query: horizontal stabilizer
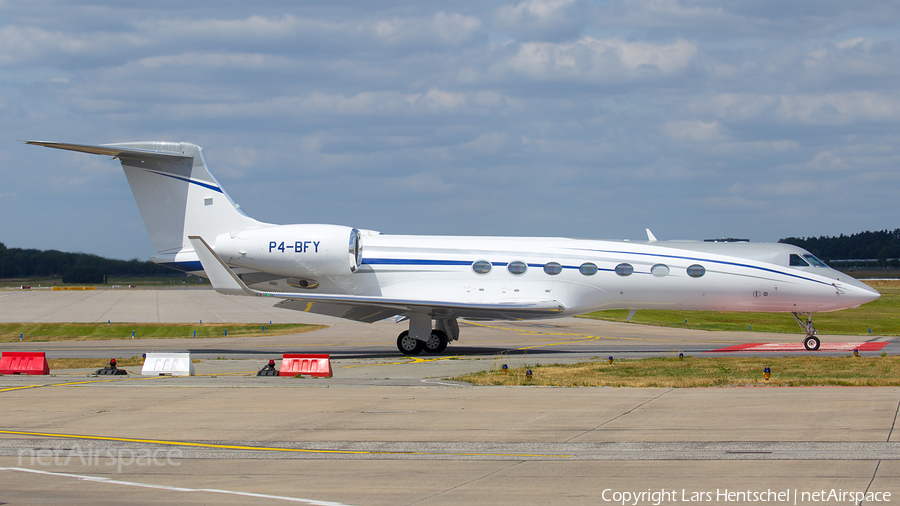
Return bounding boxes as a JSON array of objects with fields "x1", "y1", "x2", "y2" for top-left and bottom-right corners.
[
  {"x1": 26, "y1": 141, "x2": 192, "y2": 161},
  {"x1": 188, "y1": 236, "x2": 254, "y2": 296}
]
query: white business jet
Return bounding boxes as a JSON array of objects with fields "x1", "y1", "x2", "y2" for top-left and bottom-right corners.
[{"x1": 28, "y1": 141, "x2": 880, "y2": 353}]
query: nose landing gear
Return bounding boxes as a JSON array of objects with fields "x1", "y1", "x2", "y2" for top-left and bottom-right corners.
[{"x1": 793, "y1": 312, "x2": 820, "y2": 350}]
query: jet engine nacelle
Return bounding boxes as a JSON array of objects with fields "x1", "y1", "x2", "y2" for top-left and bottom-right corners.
[{"x1": 214, "y1": 224, "x2": 362, "y2": 278}]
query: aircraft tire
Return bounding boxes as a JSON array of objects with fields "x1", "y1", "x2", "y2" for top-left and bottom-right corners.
[
  {"x1": 423, "y1": 330, "x2": 449, "y2": 354},
  {"x1": 397, "y1": 331, "x2": 425, "y2": 355},
  {"x1": 804, "y1": 336, "x2": 820, "y2": 351}
]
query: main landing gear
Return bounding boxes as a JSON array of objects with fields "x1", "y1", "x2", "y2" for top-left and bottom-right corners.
[
  {"x1": 396, "y1": 330, "x2": 449, "y2": 355},
  {"x1": 793, "y1": 312, "x2": 820, "y2": 351},
  {"x1": 396, "y1": 316, "x2": 458, "y2": 355}
]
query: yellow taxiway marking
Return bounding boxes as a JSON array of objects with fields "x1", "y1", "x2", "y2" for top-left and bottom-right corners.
[
  {"x1": 0, "y1": 371, "x2": 262, "y2": 394},
  {"x1": 342, "y1": 355, "x2": 463, "y2": 368},
  {"x1": 0, "y1": 374, "x2": 167, "y2": 393},
  {"x1": 0, "y1": 430, "x2": 572, "y2": 459}
]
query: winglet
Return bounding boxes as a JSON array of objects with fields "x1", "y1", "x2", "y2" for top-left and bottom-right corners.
[
  {"x1": 188, "y1": 236, "x2": 256, "y2": 296},
  {"x1": 645, "y1": 229, "x2": 657, "y2": 243}
]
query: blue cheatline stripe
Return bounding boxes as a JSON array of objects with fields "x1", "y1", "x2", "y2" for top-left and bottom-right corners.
[
  {"x1": 362, "y1": 259, "x2": 612, "y2": 273},
  {"x1": 362, "y1": 258, "x2": 472, "y2": 266},
  {"x1": 575, "y1": 248, "x2": 831, "y2": 286},
  {"x1": 147, "y1": 170, "x2": 224, "y2": 194},
  {"x1": 159, "y1": 261, "x2": 204, "y2": 272}
]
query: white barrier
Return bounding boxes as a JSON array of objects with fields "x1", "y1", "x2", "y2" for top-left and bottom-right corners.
[{"x1": 141, "y1": 353, "x2": 195, "y2": 376}]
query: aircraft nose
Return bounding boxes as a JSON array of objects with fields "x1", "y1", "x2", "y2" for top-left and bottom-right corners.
[{"x1": 841, "y1": 278, "x2": 880, "y2": 306}]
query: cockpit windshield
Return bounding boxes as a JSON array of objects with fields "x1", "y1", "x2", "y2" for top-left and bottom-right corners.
[
  {"x1": 802, "y1": 254, "x2": 828, "y2": 267},
  {"x1": 789, "y1": 254, "x2": 809, "y2": 266}
]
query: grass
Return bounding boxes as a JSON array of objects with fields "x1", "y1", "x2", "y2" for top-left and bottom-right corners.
[
  {"x1": 47, "y1": 356, "x2": 146, "y2": 370},
  {"x1": 0, "y1": 323, "x2": 326, "y2": 342},
  {"x1": 578, "y1": 280, "x2": 899, "y2": 336},
  {"x1": 455, "y1": 355, "x2": 900, "y2": 387}
]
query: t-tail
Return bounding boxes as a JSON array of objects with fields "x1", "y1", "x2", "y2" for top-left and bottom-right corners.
[{"x1": 26, "y1": 141, "x2": 266, "y2": 272}]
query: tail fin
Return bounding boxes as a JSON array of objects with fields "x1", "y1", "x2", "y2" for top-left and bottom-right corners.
[{"x1": 28, "y1": 141, "x2": 265, "y2": 261}]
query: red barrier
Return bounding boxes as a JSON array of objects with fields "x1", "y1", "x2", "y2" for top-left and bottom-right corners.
[
  {"x1": 279, "y1": 354, "x2": 332, "y2": 378},
  {"x1": 0, "y1": 352, "x2": 50, "y2": 375}
]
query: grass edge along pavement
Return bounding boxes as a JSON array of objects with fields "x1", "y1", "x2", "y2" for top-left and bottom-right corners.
[
  {"x1": 454, "y1": 355, "x2": 900, "y2": 387},
  {"x1": 0, "y1": 323, "x2": 326, "y2": 342},
  {"x1": 47, "y1": 356, "x2": 147, "y2": 370},
  {"x1": 578, "y1": 280, "x2": 899, "y2": 336}
]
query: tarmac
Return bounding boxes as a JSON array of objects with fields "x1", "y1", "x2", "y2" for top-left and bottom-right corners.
[{"x1": 1, "y1": 288, "x2": 899, "y2": 505}]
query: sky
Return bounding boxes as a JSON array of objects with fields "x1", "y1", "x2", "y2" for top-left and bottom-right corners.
[{"x1": 2, "y1": 0, "x2": 899, "y2": 260}]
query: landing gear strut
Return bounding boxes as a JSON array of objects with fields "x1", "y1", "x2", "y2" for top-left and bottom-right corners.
[{"x1": 793, "y1": 312, "x2": 820, "y2": 350}]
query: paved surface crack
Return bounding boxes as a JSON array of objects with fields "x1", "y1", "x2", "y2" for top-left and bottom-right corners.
[{"x1": 564, "y1": 388, "x2": 673, "y2": 443}]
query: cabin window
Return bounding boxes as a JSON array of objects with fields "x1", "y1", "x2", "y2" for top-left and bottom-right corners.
[
  {"x1": 543, "y1": 262, "x2": 562, "y2": 275},
  {"x1": 472, "y1": 260, "x2": 492, "y2": 274},
  {"x1": 789, "y1": 254, "x2": 810, "y2": 267},
  {"x1": 508, "y1": 261, "x2": 527, "y2": 275},
  {"x1": 686, "y1": 264, "x2": 706, "y2": 278},
  {"x1": 803, "y1": 254, "x2": 828, "y2": 267},
  {"x1": 651, "y1": 264, "x2": 669, "y2": 277},
  {"x1": 579, "y1": 262, "x2": 598, "y2": 276},
  {"x1": 615, "y1": 263, "x2": 634, "y2": 277}
]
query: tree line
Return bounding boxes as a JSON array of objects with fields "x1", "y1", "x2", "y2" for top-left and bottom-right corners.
[
  {"x1": 0, "y1": 242, "x2": 179, "y2": 279},
  {"x1": 779, "y1": 229, "x2": 900, "y2": 267}
]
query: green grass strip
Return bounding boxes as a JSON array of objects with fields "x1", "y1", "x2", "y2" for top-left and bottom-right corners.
[
  {"x1": 455, "y1": 355, "x2": 900, "y2": 387},
  {"x1": 0, "y1": 323, "x2": 325, "y2": 342}
]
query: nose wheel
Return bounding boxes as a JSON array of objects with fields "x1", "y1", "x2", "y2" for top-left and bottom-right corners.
[
  {"x1": 794, "y1": 312, "x2": 820, "y2": 351},
  {"x1": 804, "y1": 335, "x2": 820, "y2": 351}
]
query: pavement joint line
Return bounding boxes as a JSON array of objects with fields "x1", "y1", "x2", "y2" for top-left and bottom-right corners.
[
  {"x1": 0, "y1": 467, "x2": 352, "y2": 506},
  {"x1": 0, "y1": 430, "x2": 575, "y2": 459}
]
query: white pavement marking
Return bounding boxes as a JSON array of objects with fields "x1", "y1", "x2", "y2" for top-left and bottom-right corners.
[{"x1": 1, "y1": 467, "x2": 353, "y2": 505}]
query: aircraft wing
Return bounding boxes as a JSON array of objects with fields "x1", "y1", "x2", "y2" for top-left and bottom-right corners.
[{"x1": 188, "y1": 236, "x2": 566, "y2": 322}]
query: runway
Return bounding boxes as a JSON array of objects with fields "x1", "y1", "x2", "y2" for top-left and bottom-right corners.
[{"x1": 1, "y1": 289, "x2": 899, "y2": 505}]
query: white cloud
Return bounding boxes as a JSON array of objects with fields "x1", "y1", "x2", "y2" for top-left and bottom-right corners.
[
  {"x1": 688, "y1": 91, "x2": 900, "y2": 125},
  {"x1": 0, "y1": 25, "x2": 145, "y2": 65},
  {"x1": 138, "y1": 12, "x2": 482, "y2": 50},
  {"x1": 663, "y1": 120, "x2": 725, "y2": 142},
  {"x1": 494, "y1": 37, "x2": 697, "y2": 81},
  {"x1": 599, "y1": 0, "x2": 900, "y2": 39},
  {"x1": 493, "y1": 0, "x2": 592, "y2": 41}
]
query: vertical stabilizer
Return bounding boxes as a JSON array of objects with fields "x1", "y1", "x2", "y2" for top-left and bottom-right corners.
[{"x1": 27, "y1": 141, "x2": 267, "y2": 257}]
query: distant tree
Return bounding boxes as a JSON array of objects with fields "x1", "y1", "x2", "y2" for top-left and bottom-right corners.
[
  {"x1": 0, "y1": 243, "x2": 181, "y2": 278},
  {"x1": 62, "y1": 265, "x2": 105, "y2": 284},
  {"x1": 780, "y1": 229, "x2": 900, "y2": 265}
]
